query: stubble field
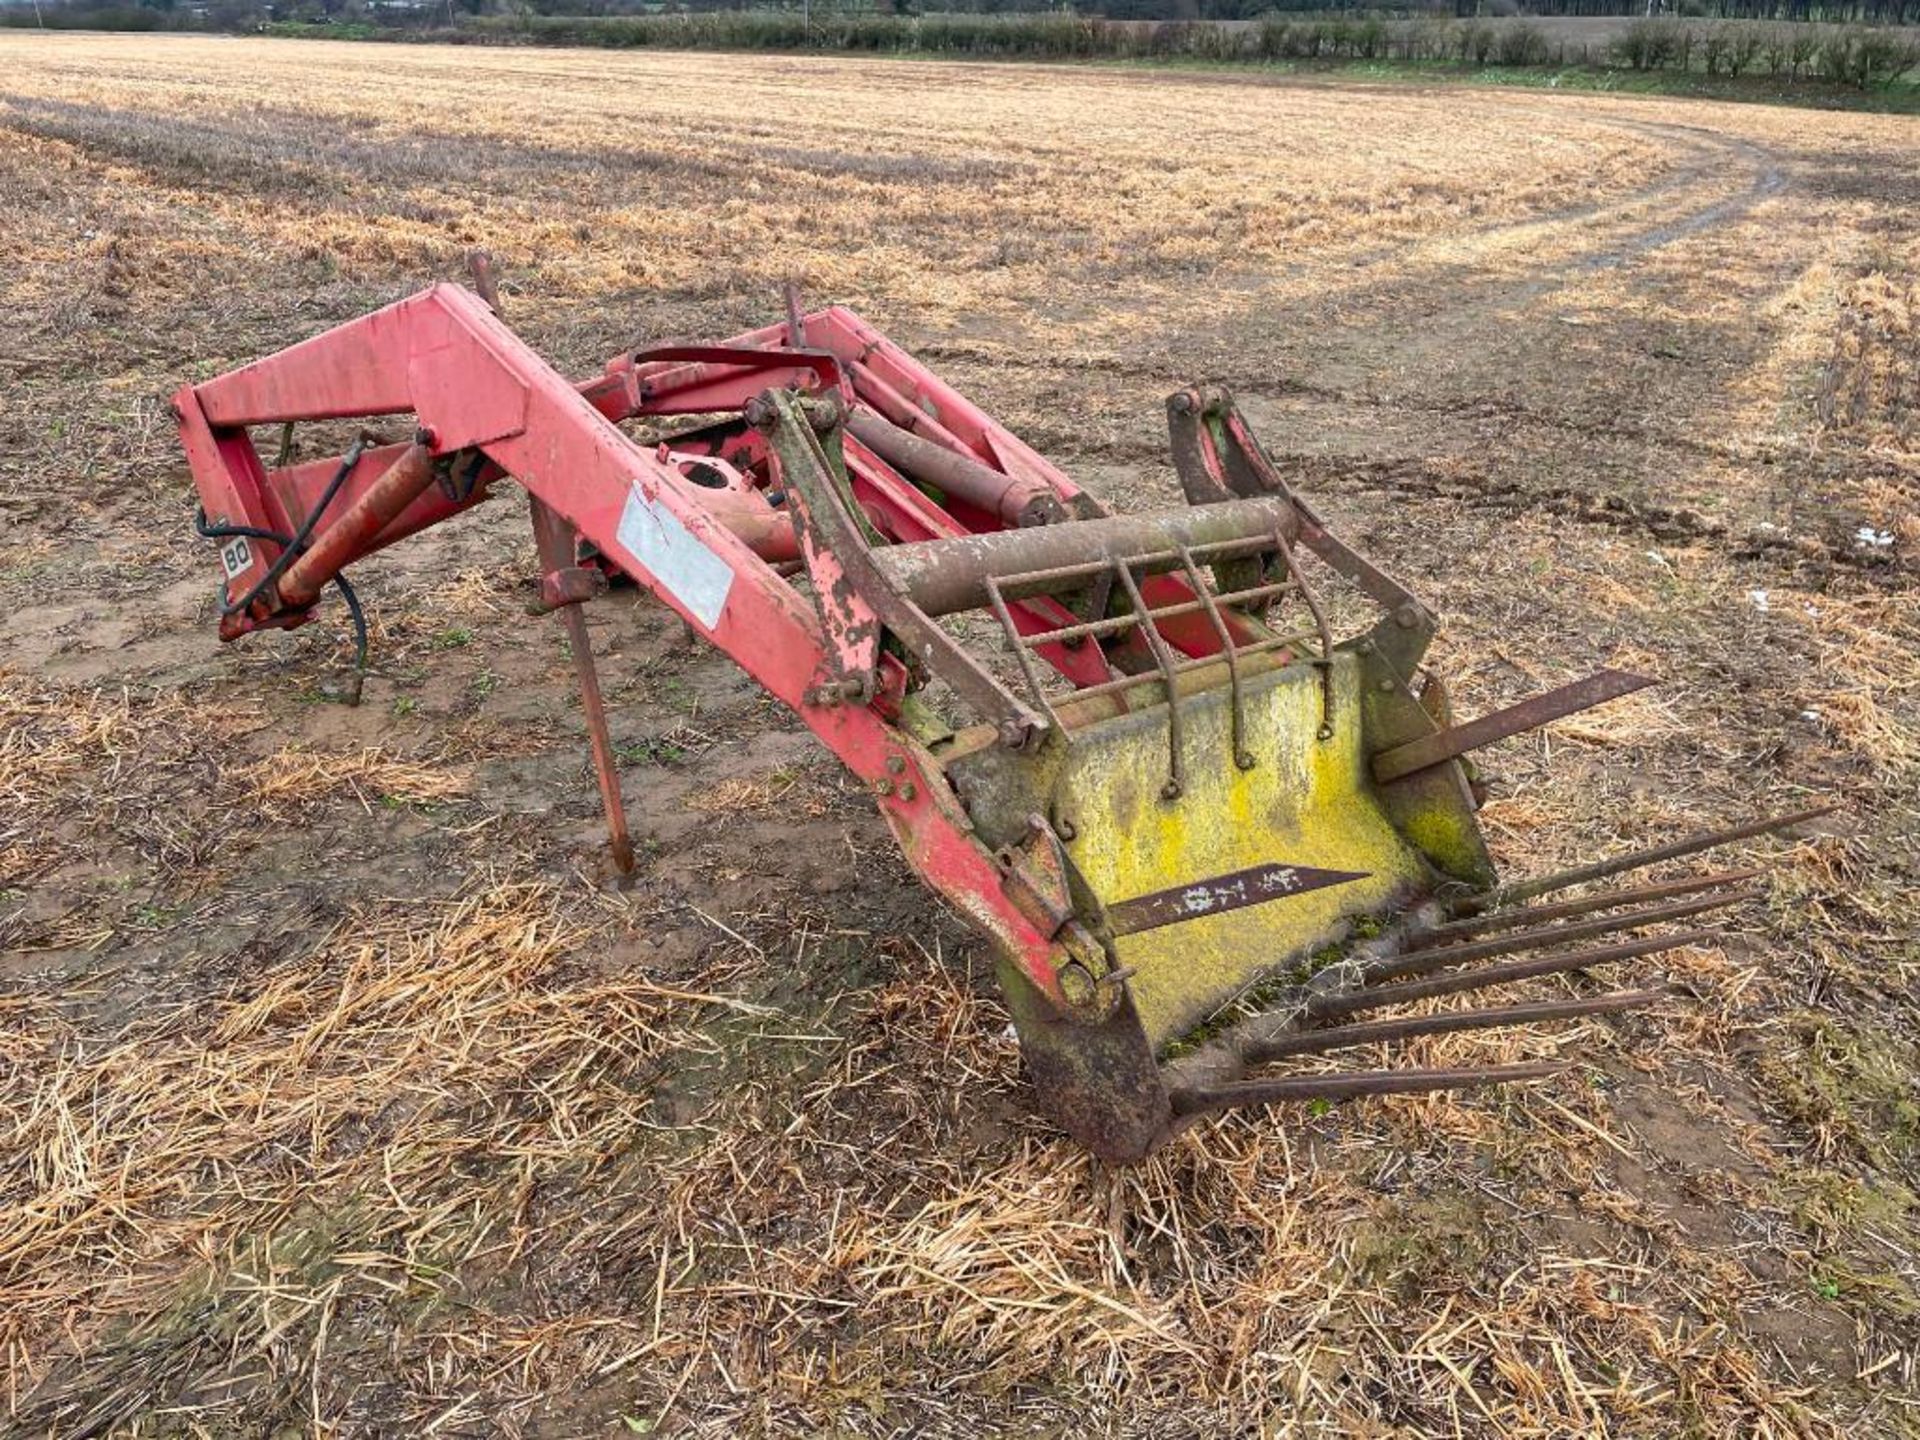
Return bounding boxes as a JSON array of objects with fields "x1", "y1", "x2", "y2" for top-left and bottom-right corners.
[{"x1": 2, "y1": 32, "x2": 1918, "y2": 1439}]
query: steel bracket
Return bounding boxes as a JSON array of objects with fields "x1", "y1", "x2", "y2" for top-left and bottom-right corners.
[
  {"x1": 1168, "y1": 385, "x2": 1437, "y2": 677},
  {"x1": 755, "y1": 387, "x2": 1044, "y2": 738},
  {"x1": 998, "y1": 812, "x2": 1079, "y2": 939}
]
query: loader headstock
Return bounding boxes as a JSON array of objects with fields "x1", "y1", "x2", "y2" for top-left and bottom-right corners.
[{"x1": 174, "y1": 276, "x2": 1833, "y2": 1162}]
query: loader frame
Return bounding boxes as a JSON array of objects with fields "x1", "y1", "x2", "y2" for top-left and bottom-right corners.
[
  {"x1": 176, "y1": 280, "x2": 1829, "y2": 1161},
  {"x1": 179, "y1": 281, "x2": 1151, "y2": 1021}
]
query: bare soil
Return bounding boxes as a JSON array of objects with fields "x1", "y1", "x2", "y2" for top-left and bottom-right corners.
[{"x1": 2, "y1": 35, "x2": 1917, "y2": 1440}]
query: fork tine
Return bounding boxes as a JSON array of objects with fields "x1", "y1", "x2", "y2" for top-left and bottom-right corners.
[
  {"x1": 1414, "y1": 868, "x2": 1760, "y2": 946},
  {"x1": 1450, "y1": 804, "x2": 1835, "y2": 918},
  {"x1": 1246, "y1": 988, "x2": 1668, "y2": 1063},
  {"x1": 1367, "y1": 887, "x2": 1760, "y2": 982},
  {"x1": 1316, "y1": 928, "x2": 1713, "y2": 1019},
  {"x1": 1170, "y1": 1061, "x2": 1565, "y2": 1117}
]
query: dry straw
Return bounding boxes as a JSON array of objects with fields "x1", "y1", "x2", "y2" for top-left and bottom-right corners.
[{"x1": 1, "y1": 35, "x2": 1913, "y2": 1435}]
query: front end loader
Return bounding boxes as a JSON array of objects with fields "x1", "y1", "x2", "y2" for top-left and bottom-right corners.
[{"x1": 174, "y1": 275, "x2": 1828, "y2": 1161}]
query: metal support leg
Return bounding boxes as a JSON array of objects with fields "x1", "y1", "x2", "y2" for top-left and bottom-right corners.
[{"x1": 530, "y1": 496, "x2": 636, "y2": 875}]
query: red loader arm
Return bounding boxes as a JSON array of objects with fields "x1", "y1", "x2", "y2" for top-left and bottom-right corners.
[{"x1": 173, "y1": 281, "x2": 1197, "y2": 1020}]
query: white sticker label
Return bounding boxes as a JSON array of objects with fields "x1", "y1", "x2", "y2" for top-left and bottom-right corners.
[
  {"x1": 615, "y1": 484, "x2": 734, "y2": 631},
  {"x1": 219, "y1": 536, "x2": 253, "y2": 579}
]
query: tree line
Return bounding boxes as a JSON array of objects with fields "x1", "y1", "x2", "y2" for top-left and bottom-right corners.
[{"x1": 11, "y1": 0, "x2": 1920, "y2": 25}]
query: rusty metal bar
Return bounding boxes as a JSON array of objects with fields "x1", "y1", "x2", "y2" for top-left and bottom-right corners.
[
  {"x1": 757, "y1": 389, "x2": 1045, "y2": 745},
  {"x1": 1246, "y1": 988, "x2": 1668, "y2": 1063},
  {"x1": 1114, "y1": 560, "x2": 1186, "y2": 800},
  {"x1": 467, "y1": 249, "x2": 504, "y2": 315},
  {"x1": 1034, "y1": 642, "x2": 1298, "y2": 734},
  {"x1": 1413, "y1": 868, "x2": 1761, "y2": 947},
  {"x1": 982, "y1": 571, "x2": 1066, "y2": 736},
  {"x1": 1276, "y1": 525, "x2": 1337, "y2": 740},
  {"x1": 1009, "y1": 574, "x2": 1298, "y2": 650},
  {"x1": 783, "y1": 277, "x2": 807, "y2": 347},
  {"x1": 1371, "y1": 669, "x2": 1657, "y2": 784},
  {"x1": 530, "y1": 496, "x2": 634, "y2": 875},
  {"x1": 278, "y1": 437, "x2": 434, "y2": 610},
  {"x1": 1365, "y1": 886, "x2": 1762, "y2": 982},
  {"x1": 1176, "y1": 545, "x2": 1253, "y2": 771},
  {"x1": 984, "y1": 532, "x2": 1280, "y2": 604},
  {"x1": 872, "y1": 496, "x2": 1303, "y2": 617},
  {"x1": 847, "y1": 358, "x2": 982, "y2": 463},
  {"x1": 1314, "y1": 928, "x2": 1713, "y2": 1019},
  {"x1": 1034, "y1": 632, "x2": 1310, "y2": 711},
  {"x1": 846, "y1": 409, "x2": 1064, "y2": 529},
  {"x1": 1454, "y1": 803, "x2": 1838, "y2": 917},
  {"x1": 1169, "y1": 1061, "x2": 1565, "y2": 1117}
]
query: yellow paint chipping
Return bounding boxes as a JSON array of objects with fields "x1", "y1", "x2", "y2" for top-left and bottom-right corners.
[{"x1": 1059, "y1": 657, "x2": 1433, "y2": 1048}]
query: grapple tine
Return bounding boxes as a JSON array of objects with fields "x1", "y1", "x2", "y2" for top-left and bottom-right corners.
[
  {"x1": 1314, "y1": 927, "x2": 1714, "y2": 1019},
  {"x1": 1169, "y1": 1061, "x2": 1566, "y2": 1117},
  {"x1": 1245, "y1": 987, "x2": 1669, "y2": 1063},
  {"x1": 1451, "y1": 804, "x2": 1837, "y2": 918},
  {"x1": 1413, "y1": 867, "x2": 1760, "y2": 946},
  {"x1": 1369, "y1": 669, "x2": 1655, "y2": 784},
  {"x1": 1366, "y1": 886, "x2": 1762, "y2": 982}
]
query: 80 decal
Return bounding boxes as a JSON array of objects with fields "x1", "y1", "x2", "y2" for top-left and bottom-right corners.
[{"x1": 219, "y1": 536, "x2": 254, "y2": 580}]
